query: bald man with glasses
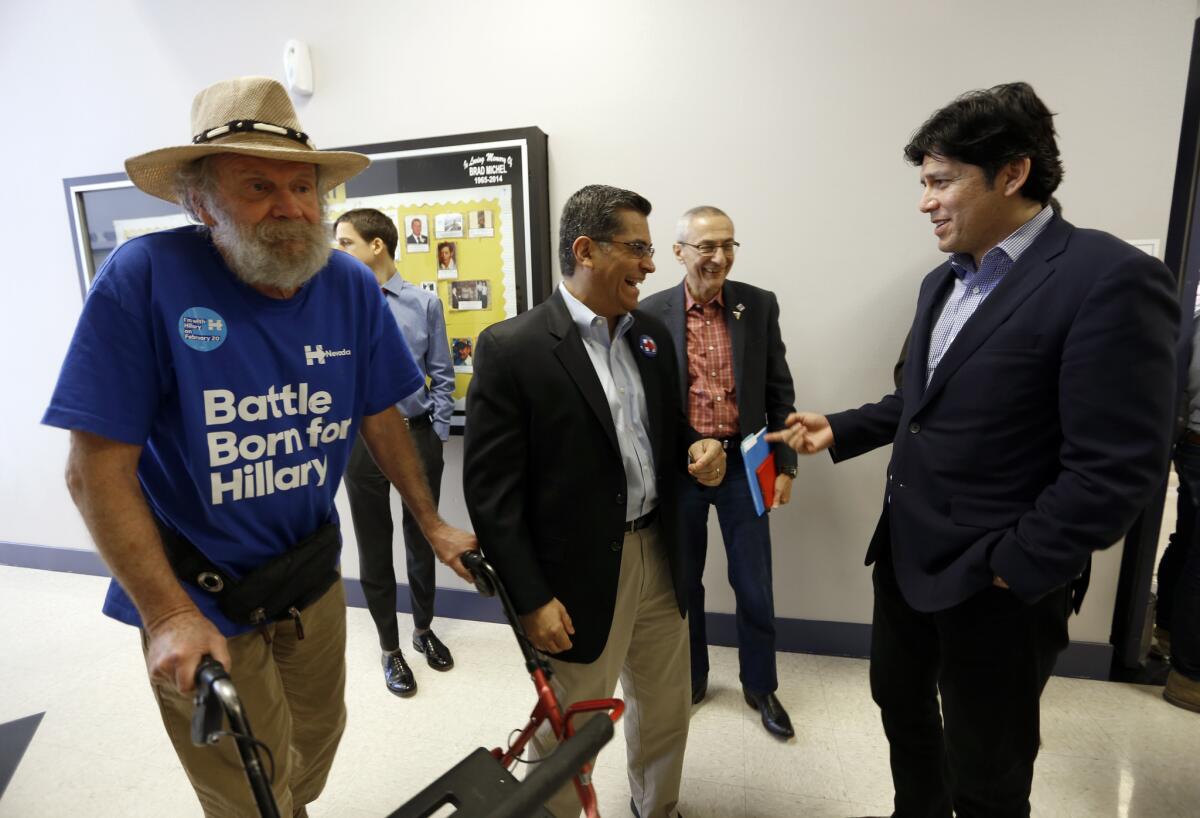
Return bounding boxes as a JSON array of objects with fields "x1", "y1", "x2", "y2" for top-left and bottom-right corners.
[{"x1": 642, "y1": 206, "x2": 798, "y2": 739}]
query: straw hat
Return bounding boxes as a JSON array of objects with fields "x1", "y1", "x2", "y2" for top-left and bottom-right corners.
[{"x1": 125, "y1": 76, "x2": 369, "y2": 204}]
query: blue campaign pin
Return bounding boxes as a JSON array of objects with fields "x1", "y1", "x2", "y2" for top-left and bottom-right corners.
[
  {"x1": 178, "y1": 307, "x2": 228, "y2": 351},
  {"x1": 638, "y1": 334, "x2": 658, "y2": 357}
]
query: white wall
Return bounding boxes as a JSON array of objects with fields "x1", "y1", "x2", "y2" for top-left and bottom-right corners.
[{"x1": 2, "y1": 0, "x2": 1194, "y2": 643}]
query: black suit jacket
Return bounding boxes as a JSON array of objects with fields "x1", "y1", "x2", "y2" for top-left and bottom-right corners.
[
  {"x1": 642, "y1": 279, "x2": 797, "y2": 471},
  {"x1": 827, "y1": 215, "x2": 1177, "y2": 613},
  {"x1": 463, "y1": 289, "x2": 696, "y2": 663}
]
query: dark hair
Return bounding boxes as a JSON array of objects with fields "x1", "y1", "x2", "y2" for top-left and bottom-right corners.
[
  {"x1": 558, "y1": 184, "x2": 652, "y2": 276},
  {"x1": 903, "y1": 82, "x2": 1063, "y2": 204},
  {"x1": 334, "y1": 208, "x2": 398, "y2": 259}
]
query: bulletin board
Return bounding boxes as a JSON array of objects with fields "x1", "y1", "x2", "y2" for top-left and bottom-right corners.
[{"x1": 62, "y1": 126, "x2": 552, "y2": 433}]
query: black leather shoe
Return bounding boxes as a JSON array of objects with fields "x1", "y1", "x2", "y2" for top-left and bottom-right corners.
[
  {"x1": 413, "y1": 630, "x2": 454, "y2": 671},
  {"x1": 744, "y1": 688, "x2": 794, "y2": 738},
  {"x1": 383, "y1": 650, "x2": 416, "y2": 697},
  {"x1": 691, "y1": 676, "x2": 707, "y2": 705},
  {"x1": 630, "y1": 797, "x2": 683, "y2": 818}
]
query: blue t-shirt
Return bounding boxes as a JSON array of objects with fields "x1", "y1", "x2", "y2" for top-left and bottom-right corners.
[{"x1": 43, "y1": 226, "x2": 422, "y2": 635}]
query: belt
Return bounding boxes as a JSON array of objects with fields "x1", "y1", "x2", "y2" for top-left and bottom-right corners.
[
  {"x1": 403, "y1": 412, "x2": 433, "y2": 430},
  {"x1": 714, "y1": 437, "x2": 743, "y2": 461},
  {"x1": 622, "y1": 508, "x2": 658, "y2": 533}
]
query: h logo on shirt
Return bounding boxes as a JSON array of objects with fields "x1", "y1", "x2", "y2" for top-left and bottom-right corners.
[{"x1": 305, "y1": 344, "x2": 328, "y2": 366}]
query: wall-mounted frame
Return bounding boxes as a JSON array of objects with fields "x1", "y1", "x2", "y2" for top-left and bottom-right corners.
[{"x1": 63, "y1": 126, "x2": 552, "y2": 432}]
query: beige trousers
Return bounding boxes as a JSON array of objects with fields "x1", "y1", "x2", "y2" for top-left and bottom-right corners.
[
  {"x1": 532, "y1": 523, "x2": 691, "y2": 818},
  {"x1": 142, "y1": 580, "x2": 348, "y2": 818}
]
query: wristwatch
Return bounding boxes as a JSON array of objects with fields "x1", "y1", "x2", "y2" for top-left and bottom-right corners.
[{"x1": 780, "y1": 466, "x2": 798, "y2": 478}]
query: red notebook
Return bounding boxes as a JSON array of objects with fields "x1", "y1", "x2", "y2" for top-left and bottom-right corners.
[
  {"x1": 755, "y1": 452, "x2": 776, "y2": 510},
  {"x1": 740, "y1": 426, "x2": 776, "y2": 516}
]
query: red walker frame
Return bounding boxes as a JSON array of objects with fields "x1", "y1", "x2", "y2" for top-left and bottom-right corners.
[{"x1": 462, "y1": 551, "x2": 624, "y2": 818}]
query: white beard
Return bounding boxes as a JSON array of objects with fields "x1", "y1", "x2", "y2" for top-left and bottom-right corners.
[{"x1": 209, "y1": 209, "x2": 331, "y2": 292}]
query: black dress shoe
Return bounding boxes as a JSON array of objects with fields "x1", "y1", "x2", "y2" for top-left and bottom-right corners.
[
  {"x1": 413, "y1": 630, "x2": 454, "y2": 671},
  {"x1": 383, "y1": 650, "x2": 416, "y2": 697},
  {"x1": 743, "y1": 689, "x2": 794, "y2": 738},
  {"x1": 691, "y1": 676, "x2": 707, "y2": 705},
  {"x1": 630, "y1": 797, "x2": 683, "y2": 817}
]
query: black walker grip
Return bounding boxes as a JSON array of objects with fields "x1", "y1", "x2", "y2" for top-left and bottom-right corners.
[
  {"x1": 195, "y1": 655, "x2": 229, "y2": 690},
  {"x1": 190, "y1": 655, "x2": 228, "y2": 746},
  {"x1": 461, "y1": 551, "x2": 495, "y2": 596}
]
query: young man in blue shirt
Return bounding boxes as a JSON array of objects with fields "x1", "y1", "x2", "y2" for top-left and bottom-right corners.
[{"x1": 335, "y1": 208, "x2": 458, "y2": 696}]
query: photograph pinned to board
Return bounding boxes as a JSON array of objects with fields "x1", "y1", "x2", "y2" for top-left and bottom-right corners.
[
  {"x1": 469, "y1": 209, "x2": 494, "y2": 237},
  {"x1": 436, "y1": 241, "x2": 458, "y2": 279},
  {"x1": 406, "y1": 214, "x2": 431, "y2": 251},
  {"x1": 451, "y1": 336, "x2": 474, "y2": 370},
  {"x1": 450, "y1": 279, "x2": 490, "y2": 310},
  {"x1": 435, "y1": 212, "x2": 464, "y2": 238}
]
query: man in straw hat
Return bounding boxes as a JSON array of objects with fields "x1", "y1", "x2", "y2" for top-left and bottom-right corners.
[{"x1": 43, "y1": 76, "x2": 477, "y2": 816}]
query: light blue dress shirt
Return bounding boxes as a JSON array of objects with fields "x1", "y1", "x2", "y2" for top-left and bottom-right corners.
[
  {"x1": 926, "y1": 206, "x2": 1054, "y2": 386},
  {"x1": 559, "y1": 283, "x2": 658, "y2": 521},
  {"x1": 382, "y1": 274, "x2": 455, "y2": 440}
]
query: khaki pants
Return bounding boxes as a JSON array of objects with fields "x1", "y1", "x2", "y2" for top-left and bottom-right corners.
[
  {"x1": 142, "y1": 580, "x2": 348, "y2": 818},
  {"x1": 532, "y1": 523, "x2": 691, "y2": 818}
]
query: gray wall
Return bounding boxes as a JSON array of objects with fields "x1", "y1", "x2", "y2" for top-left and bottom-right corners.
[{"x1": 2, "y1": 0, "x2": 1195, "y2": 643}]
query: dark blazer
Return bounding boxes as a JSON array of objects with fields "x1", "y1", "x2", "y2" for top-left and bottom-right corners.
[
  {"x1": 463, "y1": 289, "x2": 696, "y2": 663},
  {"x1": 827, "y1": 215, "x2": 1177, "y2": 613},
  {"x1": 641, "y1": 279, "x2": 797, "y2": 471}
]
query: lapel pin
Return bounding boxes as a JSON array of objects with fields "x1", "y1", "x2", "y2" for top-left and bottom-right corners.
[
  {"x1": 638, "y1": 335, "x2": 658, "y2": 357},
  {"x1": 733, "y1": 303, "x2": 746, "y2": 320}
]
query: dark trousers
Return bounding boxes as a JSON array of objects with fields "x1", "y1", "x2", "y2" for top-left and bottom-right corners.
[
  {"x1": 1158, "y1": 439, "x2": 1200, "y2": 678},
  {"x1": 343, "y1": 425, "x2": 443, "y2": 651},
  {"x1": 870, "y1": 545, "x2": 1071, "y2": 818},
  {"x1": 679, "y1": 450, "x2": 778, "y2": 694}
]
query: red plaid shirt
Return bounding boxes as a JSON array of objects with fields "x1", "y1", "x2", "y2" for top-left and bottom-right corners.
[{"x1": 685, "y1": 285, "x2": 738, "y2": 437}]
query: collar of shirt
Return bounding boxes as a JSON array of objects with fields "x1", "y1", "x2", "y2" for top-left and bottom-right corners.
[
  {"x1": 559, "y1": 281, "x2": 634, "y2": 346},
  {"x1": 381, "y1": 272, "x2": 411, "y2": 297},
  {"x1": 684, "y1": 281, "x2": 725, "y2": 311},
  {"x1": 948, "y1": 205, "x2": 1054, "y2": 283}
]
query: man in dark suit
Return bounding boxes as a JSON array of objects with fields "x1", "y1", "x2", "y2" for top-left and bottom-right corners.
[
  {"x1": 406, "y1": 216, "x2": 429, "y2": 246},
  {"x1": 770, "y1": 82, "x2": 1177, "y2": 817},
  {"x1": 641, "y1": 206, "x2": 798, "y2": 738},
  {"x1": 464, "y1": 184, "x2": 726, "y2": 818}
]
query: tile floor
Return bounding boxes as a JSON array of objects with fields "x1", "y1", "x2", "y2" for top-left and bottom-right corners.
[{"x1": 0, "y1": 564, "x2": 1196, "y2": 817}]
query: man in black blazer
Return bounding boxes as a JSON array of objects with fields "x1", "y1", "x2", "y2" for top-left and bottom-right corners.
[
  {"x1": 641, "y1": 207, "x2": 798, "y2": 738},
  {"x1": 771, "y1": 83, "x2": 1176, "y2": 816},
  {"x1": 406, "y1": 216, "x2": 429, "y2": 246},
  {"x1": 464, "y1": 184, "x2": 725, "y2": 818}
]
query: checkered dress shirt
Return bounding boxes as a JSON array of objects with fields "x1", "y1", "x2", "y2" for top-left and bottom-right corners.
[
  {"x1": 685, "y1": 286, "x2": 738, "y2": 437},
  {"x1": 925, "y1": 206, "x2": 1054, "y2": 386}
]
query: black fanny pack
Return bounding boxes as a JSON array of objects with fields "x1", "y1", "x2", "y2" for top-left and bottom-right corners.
[{"x1": 156, "y1": 519, "x2": 341, "y2": 634}]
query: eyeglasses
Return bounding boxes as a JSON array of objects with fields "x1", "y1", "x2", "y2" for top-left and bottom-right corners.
[
  {"x1": 597, "y1": 240, "x2": 656, "y2": 259},
  {"x1": 678, "y1": 240, "x2": 740, "y2": 256}
]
